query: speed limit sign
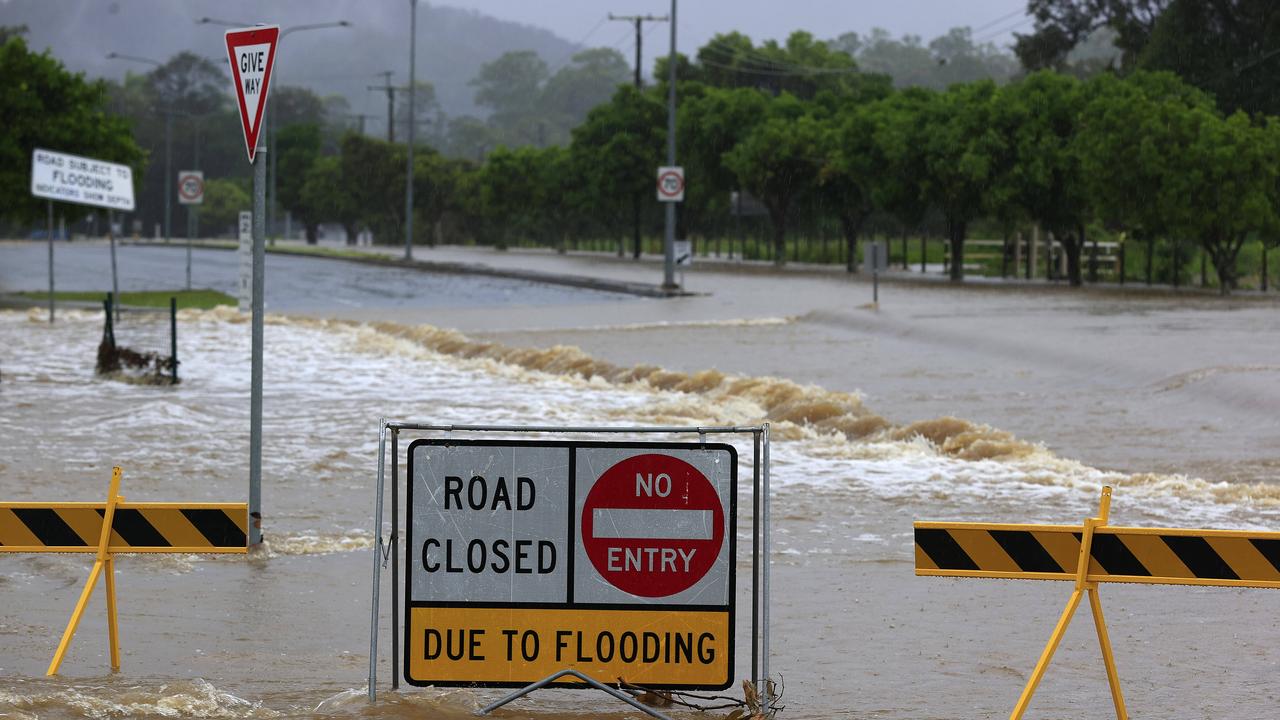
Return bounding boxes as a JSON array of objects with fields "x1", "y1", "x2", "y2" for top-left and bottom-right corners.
[
  {"x1": 656, "y1": 166, "x2": 684, "y2": 202},
  {"x1": 177, "y1": 170, "x2": 204, "y2": 205}
]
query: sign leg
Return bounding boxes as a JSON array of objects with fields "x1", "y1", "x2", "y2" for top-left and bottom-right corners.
[
  {"x1": 47, "y1": 200, "x2": 54, "y2": 324},
  {"x1": 1088, "y1": 585, "x2": 1127, "y2": 719},
  {"x1": 105, "y1": 556, "x2": 121, "y2": 671},
  {"x1": 1010, "y1": 588, "x2": 1083, "y2": 720}
]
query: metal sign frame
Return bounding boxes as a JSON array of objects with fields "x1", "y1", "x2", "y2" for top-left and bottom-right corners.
[{"x1": 366, "y1": 421, "x2": 772, "y2": 711}]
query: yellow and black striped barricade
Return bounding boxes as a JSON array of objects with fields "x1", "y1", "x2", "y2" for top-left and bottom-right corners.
[
  {"x1": 0, "y1": 467, "x2": 248, "y2": 674},
  {"x1": 915, "y1": 486, "x2": 1280, "y2": 720}
]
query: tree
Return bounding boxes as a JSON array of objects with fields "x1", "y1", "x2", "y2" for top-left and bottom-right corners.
[
  {"x1": 274, "y1": 123, "x2": 324, "y2": 243},
  {"x1": 471, "y1": 50, "x2": 549, "y2": 145},
  {"x1": 678, "y1": 85, "x2": 770, "y2": 245},
  {"x1": 825, "y1": 105, "x2": 883, "y2": 272},
  {"x1": 394, "y1": 80, "x2": 442, "y2": 147},
  {"x1": 149, "y1": 52, "x2": 225, "y2": 116},
  {"x1": 865, "y1": 88, "x2": 935, "y2": 245},
  {"x1": 199, "y1": 178, "x2": 250, "y2": 236},
  {"x1": 538, "y1": 48, "x2": 631, "y2": 143},
  {"x1": 568, "y1": 84, "x2": 665, "y2": 255},
  {"x1": 1138, "y1": 0, "x2": 1280, "y2": 115},
  {"x1": 695, "y1": 31, "x2": 887, "y2": 100},
  {"x1": 411, "y1": 150, "x2": 464, "y2": 246},
  {"x1": 299, "y1": 155, "x2": 361, "y2": 244},
  {"x1": 916, "y1": 81, "x2": 1004, "y2": 281},
  {"x1": 993, "y1": 71, "x2": 1092, "y2": 285},
  {"x1": 0, "y1": 37, "x2": 144, "y2": 223},
  {"x1": 1014, "y1": 0, "x2": 1170, "y2": 70},
  {"x1": 723, "y1": 96, "x2": 820, "y2": 266},
  {"x1": 339, "y1": 134, "x2": 404, "y2": 244},
  {"x1": 1158, "y1": 110, "x2": 1279, "y2": 293},
  {"x1": 1074, "y1": 71, "x2": 1216, "y2": 283}
]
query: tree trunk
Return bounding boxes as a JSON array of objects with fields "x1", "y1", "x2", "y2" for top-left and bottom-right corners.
[
  {"x1": 632, "y1": 195, "x2": 641, "y2": 259},
  {"x1": 305, "y1": 222, "x2": 319, "y2": 245},
  {"x1": 769, "y1": 205, "x2": 788, "y2": 267},
  {"x1": 1061, "y1": 227, "x2": 1083, "y2": 287},
  {"x1": 840, "y1": 212, "x2": 861, "y2": 273},
  {"x1": 1206, "y1": 233, "x2": 1244, "y2": 295},
  {"x1": 947, "y1": 217, "x2": 966, "y2": 282}
]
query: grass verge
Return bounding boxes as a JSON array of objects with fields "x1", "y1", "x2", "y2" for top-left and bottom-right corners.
[{"x1": 15, "y1": 289, "x2": 235, "y2": 309}]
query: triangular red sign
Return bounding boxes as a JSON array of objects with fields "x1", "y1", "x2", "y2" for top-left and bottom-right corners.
[{"x1": 225, "y1": 25, "x2": 280, "y2": 164}]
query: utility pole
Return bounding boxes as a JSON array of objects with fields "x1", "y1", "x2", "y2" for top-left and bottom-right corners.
[
  {"x1": 608, "y1": 13, "x2": 668, "y2": 89},
  {"x1": 609, "y1": 12, "x2": 668, "y2": 260},
  {"x1": 343, "y1": 113, "x2": 375, "y2": 136},
  {"x1": 405, "y1": 0, "x2": 418, "y2": 261},
  {"x1": 662, "y1": 0, "x2": 678, "y2": 289},
  {"x1": 369, "y1": 71, "x2": 396, "y2": 142}
]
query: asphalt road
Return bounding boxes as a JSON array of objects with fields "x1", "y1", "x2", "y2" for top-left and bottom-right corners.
[{"x1": 0, "y1": 241, "x2": 634, "y2": 311}]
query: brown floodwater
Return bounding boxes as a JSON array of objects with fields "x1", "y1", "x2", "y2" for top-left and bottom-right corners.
[{"x1": 3, "y1": 247, "x2": 1280, "y2": 719}]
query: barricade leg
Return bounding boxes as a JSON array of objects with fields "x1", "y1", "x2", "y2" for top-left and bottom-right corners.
[
  {"x1": 47, "y1": 466, "x2": 124, "y2": 675},
  {"x1": 1010, "y1": 588, "x2": 1083, "y2": 720},
  {"x1": 105, "y1": 556, "x2": 121, "y2": 671},
  {"x1": 1087, "y1": 585, "x2": 1127, "y2": 719},
  {"x1": 46, "y1": 559, "x2": 105, "y2": 676}
]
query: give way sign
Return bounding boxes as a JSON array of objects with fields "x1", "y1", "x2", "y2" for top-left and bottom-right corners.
[{"x1": 224, "y1": 26, "x2": 279, "y2": 163}]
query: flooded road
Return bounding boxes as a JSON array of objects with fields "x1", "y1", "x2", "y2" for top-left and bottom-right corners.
[
  {"x1": 2, "y1": 244, "x2": 1279, "y2": 719},
  {"x1": 0, "y1": 242, "x2": 634, "y2": 311}
]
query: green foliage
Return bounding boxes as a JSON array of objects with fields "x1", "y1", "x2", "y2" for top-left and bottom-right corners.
[
  {"x1": 199, "y1": 177, "x2": 249, "y2": 236},
  {"x1": 834, "y1": 27, "x2": 1020, "y2": 89},
  {"x1": 723, "y1": 96, "x2": 823, "y2": 265},
  {"x1": 916, "y1": 81, "x2": 1004, "y2": 279},
  {"x1": 0, "y1": 37, "x2": 144, "y2": 224},
  {"x1": 275, "y1": 123, "x2": 324, "y2": 241},
  {"x1": 16, "y1": 289, "x2": 234, "y2": 309},
  {"x1": 992, "y1": 71, "x2": 1090, "y2": 283}
]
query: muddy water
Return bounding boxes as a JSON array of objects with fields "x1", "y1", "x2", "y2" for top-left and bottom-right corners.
[{"x1": 2, "y1": 307, "x2": 1279, "y2": 719}]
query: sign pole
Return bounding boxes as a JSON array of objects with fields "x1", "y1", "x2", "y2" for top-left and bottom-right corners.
[
  {"x1": 249, "y1": 148, "x2": 266, "y2": 548},
  {"x1": 109, "y1": 215, "x2": 120, "y2": 322},
  {"x1": 186, "y1": 207, "x2": 192, "y2": 290},
  {"x1": 661, "y1": 0, "x2": 677, "y2": 290},
  {"x1": 46, "y1": 200, "x2": 54, "y2": 324},
  {"x1": 873, "y1": 244, "x2": 879, "y2": 305}
]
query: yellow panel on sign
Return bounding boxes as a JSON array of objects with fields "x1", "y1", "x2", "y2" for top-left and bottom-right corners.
[{"x1": 406, "y1": 607, "x2": 731, "y2": 689}]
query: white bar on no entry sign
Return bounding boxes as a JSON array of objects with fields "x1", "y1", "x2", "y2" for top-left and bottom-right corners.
[{"x1": 592, "y1": 509, "x2": 713, "y2": 540}]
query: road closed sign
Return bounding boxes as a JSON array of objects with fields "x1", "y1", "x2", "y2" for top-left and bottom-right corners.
[{"x1": 405, "y1": 440, "x2": 735, "y2": 689}]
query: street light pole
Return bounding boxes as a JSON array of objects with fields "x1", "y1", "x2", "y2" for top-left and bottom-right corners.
[
  {"x1": 405, "y1": 0, "x2": 417, "y2": 261},
  {"x1": 662, "y1": 0, "x2": 678, "y2": 289}
]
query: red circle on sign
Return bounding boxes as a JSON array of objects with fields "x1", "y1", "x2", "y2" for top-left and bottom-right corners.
[
  {"x1": 178, "y1": 174, "x2": 204, "y2": 201},
  {"x1": 657, "y1": 170, "x2": 684, "y2": 198},
  {"x1": 581, "y1": 453, "x2": 724, "y2": 598}
]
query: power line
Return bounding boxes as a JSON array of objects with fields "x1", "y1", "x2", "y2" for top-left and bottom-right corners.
[
  {"x1": 696, "y1": 40, "x2": 861, "y2": 76},
  {"x1": 971, "y1": 7, "x2": 1027, "y2": 34},
  {"x1": 972, "y1": 16, "x2": 1035, "y2": 43}
]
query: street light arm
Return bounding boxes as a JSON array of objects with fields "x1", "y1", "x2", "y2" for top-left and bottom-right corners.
[
  {"x1": 106, "y1": 52, "x2": 162, "y2": 67},
  {"x1": 196, "y1": 17, "x2": 252, "y2": 28},
  {"x1": 281, "y1": 21, "x2": 352, "y2": 38}
]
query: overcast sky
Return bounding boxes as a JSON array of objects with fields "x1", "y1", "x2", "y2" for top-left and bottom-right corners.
[{"x1": 444, "y1": 0, "x2": 1032, "y2": 53}]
